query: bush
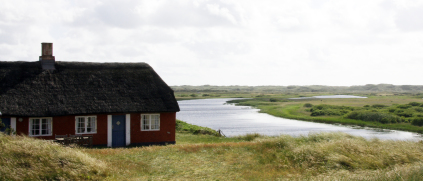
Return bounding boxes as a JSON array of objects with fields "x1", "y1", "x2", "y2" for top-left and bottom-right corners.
[
  {"x1": 415, "y1": 107, "x2": 423, "y2": 112},
  {"x1": 395, "y1": 109, "x2": 413, "y2": 117},
  {"x1": 397, "y1": 104, "x2": 412, "y2": 109},
  {"x1": 371, "y1": 104, "x2": 388, "y2": 109},
  {"x1": 202, "y1": 94, "x2": 210, "y2": 97},
  {"x1": 411, "y1": 117, "x2": 423, "y2": 126},
  {"x1": 269, "y1": 98, "x2": 277, "y2": 102},
  {"x1": 409, "y1": 102, "x2": 421, "y2": 106},
  {"x1": 190, "y1": 94, "x2": 197, "y2": 97},
  {"x1": 363, "y1": 105, "x2": 370, "y2": 107},
  {"x1": 303, "y1": 103, "x2": 313, "y2": 107},
  {"x1": 310, "y1": 104, "x2": 354, "y2": 116},
  {"x1": 346, "y1": 111, "x2": 402, "y2": 124},
  {"x1": 388, "y1": 108, "x2": 396, "y2": 113}
]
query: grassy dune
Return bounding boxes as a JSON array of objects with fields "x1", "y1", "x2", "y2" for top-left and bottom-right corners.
[
  {"x1": 3, "y1": 120, "x2": 423, "y2": 180},
  {"x1": 83, "y1": 132, "x2": 423, "y2": 180},
  {"x1": 0, "y1": 134, "x2": 109, "y2": 180}
]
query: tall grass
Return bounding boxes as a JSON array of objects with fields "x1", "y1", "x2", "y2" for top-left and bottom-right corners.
[
  {"x1": 0, "y1": 134, "x2": 109, "y2": 180},
  {"x1": 83, "y1": 132, "x2": 423, "y2": 180},
  {"x1": 4, "y1": 131, "x2": 423, "y2": 180}
]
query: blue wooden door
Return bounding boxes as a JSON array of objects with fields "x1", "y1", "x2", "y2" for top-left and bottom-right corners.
[
  {"x1": 112, "y1": 115, "x2": 126, "y2": 147},
  {"x1": 0, "y1": 118, "x2": 11, "y2": 132}
]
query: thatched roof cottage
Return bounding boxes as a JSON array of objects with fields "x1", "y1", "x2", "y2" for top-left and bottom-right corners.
[{"x1": 0, "y1": 43, "x2": 180, "y2": 147}]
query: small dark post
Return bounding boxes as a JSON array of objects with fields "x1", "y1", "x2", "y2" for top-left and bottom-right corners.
[{"x1": 39, "y1": 42, "x2": 56, "y2": 70}]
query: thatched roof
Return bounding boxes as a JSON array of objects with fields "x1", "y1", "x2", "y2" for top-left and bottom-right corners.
[{"x1": 0, "y1": 61, "x2": 179, "y2": 117}]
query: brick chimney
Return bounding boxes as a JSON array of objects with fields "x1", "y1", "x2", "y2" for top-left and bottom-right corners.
[{"x1": 39, "y1": 42, "x2": 55, "y2": 70}]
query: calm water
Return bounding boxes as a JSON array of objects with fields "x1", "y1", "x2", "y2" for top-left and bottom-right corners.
[
  {"x1": 289, "y1": 95, "x2": 367, "y2": 99},
  {"x1": 176, "y1": 98, "x2": 422, "y2": 141}
]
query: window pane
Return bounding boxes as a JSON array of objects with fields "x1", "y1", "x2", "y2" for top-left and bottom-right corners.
[
  {"x1": 47, "y1": 119, "x2": 51, "y2": 135},
  {"x1": 151, "y1": 115, "x2": 159, "y2": 130},
  {"x1": 32, "y1": 119, "x2": 40, "y2": 135},
  {"x1": 90, "y1": 117, "x2": 96, "y2": 133},
  {"x1": 41, "y1": 119, "x2": 50, "y2": 135},
  {"x1": 78, "y1": 117, "x2": 85, "y2": 133},
  {"x1": 143, "y1": 115, "x2": 149, "y2": 130}
]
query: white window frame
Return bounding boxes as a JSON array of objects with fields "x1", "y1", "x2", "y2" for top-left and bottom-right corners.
[
  {"x1": 75, "y1": 116, "x2": 97, "y2": 134},
  {"x1": 29, "y1": 117, "x2": 53, "y2": 136},
  {"x1": 141, "y1": 114, "x2": 160, "y2": 131}
]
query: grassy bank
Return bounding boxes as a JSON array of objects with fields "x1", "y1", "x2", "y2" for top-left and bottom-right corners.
[{"x1": 229, "y1": 96, "x2": 423, "y2": 134}]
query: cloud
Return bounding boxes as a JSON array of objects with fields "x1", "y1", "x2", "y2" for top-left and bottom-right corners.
[
  {"x1": 395, "y1": 5, "x2": 423, "y2": 31},
  {"x1": 148, "y1": 0, "x2": 243, "y2": 27},
  {"x1": 71, "y1": 0, "x2": 144, "y2": 29},
  {"x1": 1, "y1": 0, "x2": 423, "y2": 86}
]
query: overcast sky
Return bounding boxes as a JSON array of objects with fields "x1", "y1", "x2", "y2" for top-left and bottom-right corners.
[{"x1": 1, "y1": 0, "x2": 422, "y2": 86}]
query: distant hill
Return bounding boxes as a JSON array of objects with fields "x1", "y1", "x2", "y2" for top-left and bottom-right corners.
[{"x1": 171, "y1": 84, "x2": 423, "y2": 94}]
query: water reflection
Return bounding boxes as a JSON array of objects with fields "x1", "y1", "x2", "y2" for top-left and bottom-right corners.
[{"x1": 176, "y1": 98, "x2": 422, "y2": 141}]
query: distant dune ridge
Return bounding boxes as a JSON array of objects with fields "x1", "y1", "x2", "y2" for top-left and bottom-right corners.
[{"x1": 171, "y1": 84, "x2": 423, "y2": 93}]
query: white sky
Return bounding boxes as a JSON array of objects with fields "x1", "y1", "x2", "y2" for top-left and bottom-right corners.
[{"x1": 1, "y1": 0, "x2": 422, "y2": 86}]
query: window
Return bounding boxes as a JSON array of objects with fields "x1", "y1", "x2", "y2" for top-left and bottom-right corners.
[
  {"x1": 29, "y1": 118, "x2": 52, "y2": 136},
  {"x1": 141, "y1": 114, "x2": 160, "y2": 131},
  {"x1": 75, "y1": 116, "x2": 97, "y2": 134}
]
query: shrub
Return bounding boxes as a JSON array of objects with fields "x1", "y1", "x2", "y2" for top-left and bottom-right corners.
[
  {"x1": 363, "y1": 105, "x2": 370, "y2": 107},
  {"x1": 269, "y1": 98, "x2": 277, "y2": 102},
  {"x1": 202, "y1": 94, "x2": 210, "y2": 97},
  {"x1": 371, "y1": 104, "x2": 388, "y2": 109},
  {"x1": 415, "y1": 107, "x2": 423, "y2": 112},
  {"x1": 397, "y1": 104, "x2": 412, "y2": 109},
  {"x1": 388, "y1": 108, "x2": 396, "y2": 113},
  {"x1": 411, "y1": 117, "x2": 423, "y2": 126},
  {"x1": 395, "y1": 109, "x2": 413, "y2": 117},
  {"x1": 303, "y1": 103, "x2": 313, "y2": 107},
  {"x1": 190, "y1": 94, "x2": 197, "y2": 97},
  {"x1": 310, "y1": 104, "x2": 354, "y2": 116},
  {"x1": 346, "y1": 111, "x2": 402, "y2": 124},
  {"x1": 409, "y1": 102, "x2": 421, "y2": 106}
]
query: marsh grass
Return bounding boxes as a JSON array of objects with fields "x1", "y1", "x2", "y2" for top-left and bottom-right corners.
[
  {"x1": 232, "y1": 97, "x2": 423, "y2": 133},
  {"x1": 82, "y1": 132, "x2": 423, "y2": 180},
  {"x1": 0, "y1": 133, "x2": 109, "y2": 180}
]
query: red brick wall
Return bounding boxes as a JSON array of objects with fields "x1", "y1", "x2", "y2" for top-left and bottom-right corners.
[
  {"x1": 131, "y1": 112, "x2": 176, "y2": 144},
  {"x1": 6, "y1": 112, "x2": 176, "y2": 146}
]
